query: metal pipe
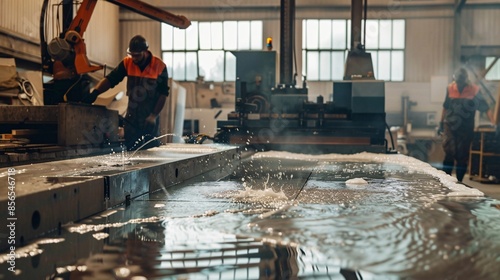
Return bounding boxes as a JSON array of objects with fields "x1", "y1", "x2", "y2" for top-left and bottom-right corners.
[
  {"x1": 40, "y1": 0, "x2": 51, "y2": 74},
  {"x1": 453, "y1": 0, "x2": 465, "y2": 71},
  {"x1": 402, "y1": 96, "x2": 409, "y2": 131},
  {"x1": 363, "y1": 0, "x2": 367, "y2": 48},
  {"x1": 351, "y1": 0, "x2": 363, "y2": 50},
  {"x1": 62, "y1": 0, "x2": 73, "y2": 35},
  {"x1": 280, "y1": 0, "x2": 295, "y2": 85},
  {"x1": 106, "y1": 0, "x2": 191, "y2": 29}
]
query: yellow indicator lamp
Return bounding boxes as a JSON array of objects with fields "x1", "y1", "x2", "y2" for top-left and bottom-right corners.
[{"x1": 266, "y1": 37, "x2": 273, "y2": 50}]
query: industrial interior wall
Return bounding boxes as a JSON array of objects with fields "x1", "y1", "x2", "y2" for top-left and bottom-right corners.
[
  {"x1": 0, "y1": 0, "x2": 43, "y2": 62},
  {"x1": 368, "y1": 16, "x2": 453, "y2": 113},
  {"x1": 0, "y1": 0, "x2": 120, "y2": 68},
  {"x1": 132, "y1": 0, "x2": 463, "y2": 9},
  {"x1": 119, "y1": 4, "x2": 456, "y2": 85},
  {"x1": 120, "y1": 20, "x2": 161, "y2": 58},
  {"x1": 85, "y1": 2, "x2": 121, "y2": 67},
  {"x1": 405, "y1": 17, "x2": 454, "y2": 83},
  {"x1": 118, "y1": 4, "x2": 492, "y2": 116},
  {"x1": 462, "y1": 7, "x2": 500, "y2": 46},
  {"x1": 288, "y1": 8, "x2": 455, "y2": 114}
]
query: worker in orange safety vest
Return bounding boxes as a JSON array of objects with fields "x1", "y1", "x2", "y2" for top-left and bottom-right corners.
[
  {"x1": 439, "y1": 68, "x2": 494, "y2": 182},
  {"x1": 82, "y1": 35, "x2": 170, "y2": 151}
]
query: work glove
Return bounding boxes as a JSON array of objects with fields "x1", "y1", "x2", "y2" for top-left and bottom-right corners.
[
  {"x1": 81, "y1": 89, "x2": 100, "y2": 104},
  {"x1": 437, "y1": 121, "x2": 444, "y2": 136}
]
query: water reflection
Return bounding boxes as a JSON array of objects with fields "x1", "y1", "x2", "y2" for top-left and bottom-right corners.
[
  {"x1": 1, "y1": 154, "x2": 500, "y2": 279},
  {"x1": 53, "y1": 221, "x2": 354, "y2": 279}
]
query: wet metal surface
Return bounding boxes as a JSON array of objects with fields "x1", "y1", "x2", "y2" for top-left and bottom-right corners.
[
  {"x1": 1, "y1": 151, "x2": 500, "y2": 279},
  {"x1": 0, "y1": 144, "x2": 240, "y2": 253}
]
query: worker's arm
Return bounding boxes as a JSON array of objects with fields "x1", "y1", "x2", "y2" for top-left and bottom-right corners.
[
  {"x1": 441, "y1": 87, "x2": 451, "y2": 123},
  {"x1": 81, "y1": 61, "x2": 127, "y2": 104},
  {"x1": 474, "y1": 90, "x2": 495, "y2": 124},
  {"x1": 153, "y1": 95, "x2": 167, "y2": 116},
  {"x1": 145, "y1": 66, "x2": 169, "y2": 123},
  {"x1": 146, "y1": 95, "x2": 167, "y2": 122},
  {"x1": 486, "y1": 109, "x2": 495, "y2": 124},
  {"x1": 81, "y1": 77, "x2": 112, "y2": 104},
  {"x1": 438, "y1": 88, "x2": 450, "y2": 135},
  {"x1": 437, "y1": 108, "x2": 446, "y2": 135},
  {"x1": 93, "y1": 78, "x2": 112, "y2": 94}
]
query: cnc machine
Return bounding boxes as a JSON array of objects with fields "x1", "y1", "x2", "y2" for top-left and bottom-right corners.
[{"x1": 214, "y1": 0, "x2": 390, "y2": 154}]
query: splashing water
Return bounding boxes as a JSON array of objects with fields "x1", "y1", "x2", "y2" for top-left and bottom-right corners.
[
  {"x1": 157, "y1": 180, "x2": 170, "y2": 197},
  {"x1": 231, "y1": 173, "x2": 290, "y2": 211},
  {"x1": 232, "y1": 186, "x2": 288, "y2": 204},
  {"x1": 5, "y1": 152, "x2": 500, "y2": 280},
  {"x1": 121, "y1": 143, "x2": 127, "y2": 167},
  {"x1": 128, "y1": 133, "x2": 176, "y2": 159},
  {"x1": 96, "y1": 146, "x2": 130, "y2": 168}
]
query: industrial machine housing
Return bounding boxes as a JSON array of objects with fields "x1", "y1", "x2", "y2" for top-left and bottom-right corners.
[{"x1": 214, "y1": 0, "x2": 390, "y2": 154}]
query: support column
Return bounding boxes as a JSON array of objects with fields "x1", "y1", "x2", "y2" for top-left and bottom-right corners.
[
  {"x1": 280, "y1": 0, "x2": 295, "y2": 86},
  {"x1": 453, "y1": 0, "x2": 467, "y2": 71}
]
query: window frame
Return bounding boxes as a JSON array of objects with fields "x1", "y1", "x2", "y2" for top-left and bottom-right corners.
[
  {"x1": 485, "y1": 56, "x2": 500, "y2": 81},
  {"x1": 302, "y1": 19, "x2": 406, "y2": 82},
  {"x1": 161, "y1": 20, "x2": 263, "y2": 82}
]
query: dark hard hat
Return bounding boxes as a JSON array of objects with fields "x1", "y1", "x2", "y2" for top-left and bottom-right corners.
[
  {"x1": 128, "y1": 35, "x2": 149, "y2": 53},
  {"x1": 453, "y1": 68, "x2": 468, "y2": 84}
]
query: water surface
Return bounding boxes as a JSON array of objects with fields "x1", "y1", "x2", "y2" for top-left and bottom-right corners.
[{"x1": 1, "y1": 152, "x2": 500, "y2": 279}]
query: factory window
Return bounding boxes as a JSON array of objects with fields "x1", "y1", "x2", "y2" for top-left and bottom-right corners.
[
  {"x1": 485, "y1": 57, "x2": 500, "y2": 80},
  {"x1": 302, "y1": 19, "x2": 405, "y2": 81},
  {"x1": 161, "y1": 21, "x2": 263, "y2": 82}
]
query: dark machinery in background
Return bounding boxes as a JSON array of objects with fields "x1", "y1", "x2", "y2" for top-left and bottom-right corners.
[
  {"x1": 0, "y1": 0, "x2": 190, "y2": 164},
  {"x1": 214, "y1": 0, "x2": 390, "y2": 154},
  {"x1": 40, "y1": 0, "x2": 190, "y2": 105}
]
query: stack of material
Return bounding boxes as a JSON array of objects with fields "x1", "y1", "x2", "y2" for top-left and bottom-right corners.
[
  {"x1": 0, "y1": 104, "x2": 121, "y2": 166},
  {"x1": 1, "y1": 129, "x2": 57, "y2": 144},
  {"x1": 0, "y1": 58, "x2": 19, "y2": 105}
]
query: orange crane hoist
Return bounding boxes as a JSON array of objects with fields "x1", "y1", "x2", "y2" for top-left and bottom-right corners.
[{"x1": 40, "y1": 0, "x2": 190, "y2": 104}]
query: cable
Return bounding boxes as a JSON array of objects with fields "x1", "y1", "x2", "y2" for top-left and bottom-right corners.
[
  {"x1": 293, "y1": 30, "x2": 298, "y2": 86},
  {"x1": 63, "y1": 75, "x2": 83, "y2": 102},
  {"x1": 55, "y1": 1, "x2": 61, "y2": 37},
  {"x1": 19, "y1": 78, "x2": 34, "y2": 98},
  {"x1": 16, "y1": 77, "x2": 43, "y2": 106},
  {"x1": 385, "y1": 122, "x2": 396, "y2": 153},
  {"x1": 294, "y1": 168, "x2": 313, "y2": 200}
]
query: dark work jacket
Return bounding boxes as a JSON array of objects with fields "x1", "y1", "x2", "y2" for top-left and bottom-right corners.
[
  {"x1": 443, "y1": 82, "x2": 488, "y2": 132},
  {"x1": 107, "y1": 52, "x2": 169, "y2": 130}
]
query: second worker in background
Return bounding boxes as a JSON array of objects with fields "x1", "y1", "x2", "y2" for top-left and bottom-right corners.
[
  {"x1": 83, "y1": 35, "x2": 169, "y2": 151},
  {"x1": 439, "y1": 68, "x2": 494, "y2": 182}
]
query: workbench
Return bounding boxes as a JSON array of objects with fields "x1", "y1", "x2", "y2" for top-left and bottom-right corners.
[{"x1": 469, "y1": 126, "x2": 500, "y2": 183}]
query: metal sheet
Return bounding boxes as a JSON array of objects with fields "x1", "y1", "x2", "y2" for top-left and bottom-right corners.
[{"x1": 0, "y1": 144, "x2": 240, "y2": 251}]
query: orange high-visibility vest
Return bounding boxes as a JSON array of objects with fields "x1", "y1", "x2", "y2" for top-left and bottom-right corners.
[
  {"x1": 447, "y1": 82, "x2": 479, "y2": 100},
  {"x1": 123, "y1": 55, "x2": 166, "y2": 80}
]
